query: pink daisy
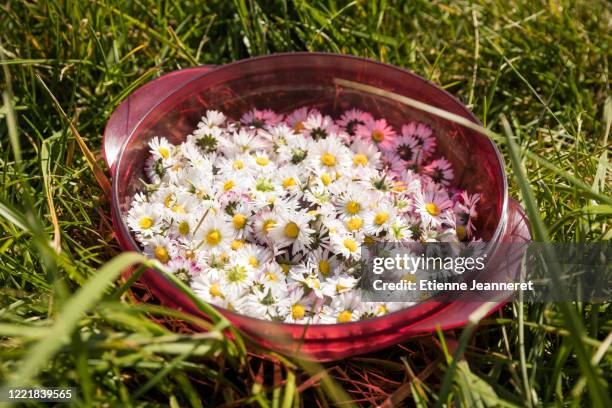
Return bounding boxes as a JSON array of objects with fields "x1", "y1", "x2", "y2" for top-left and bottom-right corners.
[
  {"x1": 383, "y1": 131, "x2": 423, "y2": 167},
  {"x1": 454, "y1": 191, "x2": 480, "y2": 239},
  {"x1": 414, "y1": 181, "x2": 454, "y2": 228},
  {"x1": 285, "y1": 107, "x2": 321, "y2": 133},
  {"x1": 355, "y1": 118, "x2": 396, "y2": 150},
  {"x1": 336, "y1": 109, "x2": 373, "y2": 136},
  {"x1": 423, "y1": 158, "x2": 454, "y2": 186},
  {"x1": 241, "y1": 109, "x2": 283, "y2": 129},
  {"x1": 402, "y1": 122, "x2": 436, "y2": 159}
]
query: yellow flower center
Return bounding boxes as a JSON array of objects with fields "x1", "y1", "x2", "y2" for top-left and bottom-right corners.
[
  {"x1": 265, "y1": 271, "x2": 277, "y2": 281},
  {"x1": 425, "y1": 203, "x2": 440, "y2": 216},
  {"x1": 279, "y1": 263, "x2": 290, "y2": 275},
  {"x1": 307, "y1": 277, "x2": 320, "y2": 289},
  {"x1": 374, "y1": 211, "x2": 389, "y2": 225},
  {"x1": 163, "y1": 194, "x2": 174, "y2": 208},
  {"x1": 320, "y1": 173, "x2": 332, "y2": 186},
  {"x1": 158, "y1": 147, "x2": 170, "y2": 159},
  {"x1": 172, "y1": 204, "x2": 186, "y2": 214},
  {"x1": 248, "y1": 256, "x2": 259, "y2": 267},
  {"x1": 336, "y1": 283, "x2": 347, "y2": 293},
  {"x1": 346, "y1": 201, "x2": 361, "y2": 215},
  {"x1": 321, "y1": 152, "x2": 337, "y2": 167},
  {"x1": 282, "y1": 177, "x2": 296, "y2": 188},
  {"x1": 255, "y1": 156, "x2": 269, "y2": 166},
  {"x1": 337, "y1": 310, "x2": 352, "y2": 323},
  {"x1": 319, "y1": 260, "x2": 330, "y2": 276},
  {"x1": 230, "y1": 239, "x2": 244, "y2": 250},
  {"x1": 284, "y1": 222, "x2": 299, "y2": 238},
  {"x1": 223, "y1": 180, "x2": 235, "y2": 191},
  {"x1": 353, "y1": 154, "x2": 368, "y2": 166},
  {"x1": 232, "y1": 213, "x2": 247, "y2": 230},
  {"x1": 343, "y1": 238, "x2": 358, "y2": 253},
  {"x1": 209, "y1": 283, "x2": 223, "y2": 298},
  {"x1": 346, "y1": 217, "x2": 363, "y2": 231},
  {"x1": 393, "y1": 181, "x2": 406, "y2": 192},
  {"x1": 206, "y1": 230, "x2": 222, "y2": 246},
  {"x1": 456, "y1": 225, "x2": 466, "y2": 240},
  {"x1": 185, "y1": 250, "x2": 195, "y2": 259},
  {"x1": 293, "y1": 121, "x2": 304, "y2": 132},
  {"x1": 291, "y1": 304, "x2": 306, "y2": 320},
  {"x1": 233, "y1": 160, "x2": 244, "y2": 170},
  {"x1": 154, "y1": 246, "x2": 169, "y2": 263},
  {"x1": 263, "y1": 219, "x2": 276, "y2": 234},
  {"x1": 139, "y1": 217, "x2": 154, "y2": 229},
  {"x1": 178, "y1": 221, "x2": 190, "y2": 236},
  {"x1": 377, "y1": 305, "x2": 387, "y2": 315},
  {"x1": 371, "y1": 130, "x2": 385, "y2": 143}
]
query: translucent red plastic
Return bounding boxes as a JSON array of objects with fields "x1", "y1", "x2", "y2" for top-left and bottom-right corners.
[{"x1": 104, "y1": 53, "x2": 530, "y2": 361}]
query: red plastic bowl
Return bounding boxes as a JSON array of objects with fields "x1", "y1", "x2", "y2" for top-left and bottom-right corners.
[{"x1": 104, "y1": 53, "x2": 530, "y2": 361}]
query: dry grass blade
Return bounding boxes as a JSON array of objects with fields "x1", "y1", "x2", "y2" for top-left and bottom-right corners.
[{"x1": 41, "y1": 139, "x2": 61, "y2": 253}]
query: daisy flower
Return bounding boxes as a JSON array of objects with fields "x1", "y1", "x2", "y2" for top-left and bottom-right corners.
[
  {"x1": 221, "y1": 128, "x2": 271, "y2": 156},
  {"x1": 241, "y1": 108, "x2": 282, "y2": 128},
  {"x1": 260, "y1": 122, "x2": 295, "y2": 147},
  {"x1": 321, "y1": 273, "x2": 359, "y2": 297},
  {"x1": 402, "y1": 121, "x2": 436, "y2": 159},
  {"x1": 349, "y1": 139, "x2": 382, "y2": 172},
  {"x1": 281, "y1": 286, "x2": 313, "y2": 323},
  {"x1": 454, "y1": 191, "x2": 480, "y2": 239},
  {"x1": 320, "y1": 291, "x2": 364, "y2": 324},
  {"x1": 414, "y1": 182, "x2": 454, "y2": 228},
  {"x1": 385, "y1": 130, "x2": 422, "y2": 166},
  {"x1": 307, "y1": 248, "x2": 339, "y2": 278},
  {"x1": 149, "y1": 136, "x2": 175, "y2": 161},
  {"x1": 235, "y1": 244, "x2": 273, "y2": 270},
  {"x1": 307, "y1": 136, "x2": 352, "y2": 176},
  {"x1": 289, "y1": 264, "x2": 325, "y2": 298},
  {"x1": 252, "y1": 210, "x2": 279, "y2": 244},
  {"x1": 143, "y1": 235, "x2": 175, "y2": 264},
  {"x1": 189, "y1": 126, "x2": 224, "y2": 154},
  {"x1": 197, "y1": 109, "x2": 227, "y2": 128},
  {"x1": 191, "y1": 271, "x2": 227, "y2": 305},
  {"x1": 355, "y1": 118, "x2": 396, "y2": 149},
  {"x1": 337, "y1": 108, "x2": 373, "y2": 136},
  {"x1": 364, "y1": 202, "x2": 397, "y2": 236},
  {"x1": 165, "y1": 257, "x2": 199, "y2": 285},
  {"x1": 221, "y1": 257, "x2": 256, "y2": 297},
  {"x1": 276, "y1": 164, "x2": 304, "y2": 193},
  {"x1": 334, "y1": 185, "x2": 372, "y2": 219},
  {"x1": 423, "y1": 158, "x2": 454, "y2": 186},
  {"x1": 253, "y1": 262, "x2": 288, "y2": 296},
  {"x1": 285, "y1": 107, "x2": 320, "y2": 133},
  {"x1": 127, "y1": 203, "x2": 162, "y2": 236},
  {"x1": 269, "y1": 210, "x2": 315, "y2": 253},
  {"x1": 331, "y1": 232, "x2": 362, "y2": 260},
  {"x1": 196, "y1": 216, "x2": 233, "y2": 255},
  {"x1": 302, "y1": 112, "x2": 337, "y2": 140}
]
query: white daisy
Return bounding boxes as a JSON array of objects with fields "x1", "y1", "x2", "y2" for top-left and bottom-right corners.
[
  {"x1": 268, "y1": 210, "x2": 315, "y2": 254},
  {"x1": 196, "y1": 215, "x2": 233, "y2": 255}
]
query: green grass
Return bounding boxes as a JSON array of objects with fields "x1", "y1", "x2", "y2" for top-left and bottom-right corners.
[{"x1": 0, "y1": 0, "x2": 610, "y2": 406}]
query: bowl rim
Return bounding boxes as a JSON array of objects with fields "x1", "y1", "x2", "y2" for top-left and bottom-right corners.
[{"x1": 110, "y1": 51, "x2": 509, "y2": 329}]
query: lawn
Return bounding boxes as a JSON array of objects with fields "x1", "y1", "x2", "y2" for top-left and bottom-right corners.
[{"x1": 0, "y1": 0, "x2": 610, "y2": 406}]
